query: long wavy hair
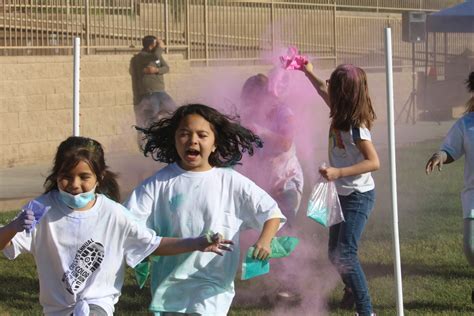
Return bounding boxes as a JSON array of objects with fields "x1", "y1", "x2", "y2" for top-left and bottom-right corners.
[
  {"x1": 44, "y1": 137, "x2": 120, "y2": 202},
  {"x1": 328, "y1": 64, "x2": 376, "y2": 131},
  {"x1": 136, "y1": 103, "x2": 263, "y2": 167}
]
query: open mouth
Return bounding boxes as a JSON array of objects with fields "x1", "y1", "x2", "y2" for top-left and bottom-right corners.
[{"x1": 185, "y1": 148, "x2": 200, "y2": 159}]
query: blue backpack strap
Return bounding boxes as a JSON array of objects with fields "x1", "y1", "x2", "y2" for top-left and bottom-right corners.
[{"x1": 351, "y1": 127, "x2": 361, "y2": 143}]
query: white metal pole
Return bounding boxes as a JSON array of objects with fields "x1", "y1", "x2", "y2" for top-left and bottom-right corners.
[
  {"x1": 73, "y1": 37, "x2": 80, "y2": 136},
  {"x1": 384, "y1": 27, "x2": 404, "y2": 316}
]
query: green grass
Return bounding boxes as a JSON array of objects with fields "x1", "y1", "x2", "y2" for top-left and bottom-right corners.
[{"x1": 0, "y1": 139, "x2": 473, "y2": 315}]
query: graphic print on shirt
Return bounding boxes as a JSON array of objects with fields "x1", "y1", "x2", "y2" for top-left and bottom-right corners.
[
  {"x1": 329, "y1": 127, "x2": 347, "y2": 158},
  {"x1": 62, "y1": 239, "x2": 104, "y2": 295}
]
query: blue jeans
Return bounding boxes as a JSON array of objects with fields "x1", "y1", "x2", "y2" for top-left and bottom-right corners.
[
  {"x1": 328, "y1": 189, "x2": 375, "y2": 316},
  {"x1": 135, "y1": 91, "x2": 177, "y2": 128}
]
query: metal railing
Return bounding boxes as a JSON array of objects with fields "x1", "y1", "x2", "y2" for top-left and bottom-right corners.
[{"x1": 1, "y1": 0, "x2": 472, "y2": 70}]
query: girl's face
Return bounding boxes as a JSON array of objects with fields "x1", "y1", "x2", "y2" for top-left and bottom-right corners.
[
  {"x1": 57, "y1": 160, "x2": 98, "y2": 195},
  {"x1": 175, "y1": 114, "x2": 217, "y2": 172}
]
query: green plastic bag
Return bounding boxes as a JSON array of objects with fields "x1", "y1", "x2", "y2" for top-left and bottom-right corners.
[
  {"x1": 134, "y1": 256, "x2": 160, "y2": 289},
  {"x1": 241, "y1": 236, "x2": 299, "y2": 280},
  {"x1": 307, "y1": 175, "x2": 344, "y2": 227}
]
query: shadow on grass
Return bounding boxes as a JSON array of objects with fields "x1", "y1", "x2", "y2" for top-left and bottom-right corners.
[
  {"x1": 403, "y1": 301, "x2": 474, "y2": 313},
  {"x1": 0, "y1": 274, "x2": 39, "y2": 310},
  {"x1": 115, "y1": 283, "x2": 151, "y2": 314},
  {"x1": 327, "y1": 297, "x2": 474, "y2": 315},
  {"x1": 362, "y1": 261, "x2": 473, "y2": 280}
]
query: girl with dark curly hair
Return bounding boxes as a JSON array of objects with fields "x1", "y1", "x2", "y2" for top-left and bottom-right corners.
[{"x1": 125, "y1": 103, "x2": 286, "y2": 315}]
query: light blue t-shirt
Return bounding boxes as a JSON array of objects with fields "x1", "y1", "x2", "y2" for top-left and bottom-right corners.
[{"x1": 441, "y1": 112, "x2": 474, "y2": 219}]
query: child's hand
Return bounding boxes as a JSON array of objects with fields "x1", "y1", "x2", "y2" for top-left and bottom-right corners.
[
  {"x1": 11, "y1": 210, "x2": 35, "y2": 233},
  {"x1": 319, "y1": 166, "x2": 341, "y2": 181},
  {"x1": 425, "y1": 151, "x2": 447, "y2": 174},
  {"x1": 200, "y1": 233, "x2": 233, "y2": 256},
  {"x1": 252, "y1": 240, "x2": 271, "y2": 260}
]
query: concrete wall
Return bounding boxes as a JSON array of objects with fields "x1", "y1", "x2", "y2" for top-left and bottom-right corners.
[{"x1": 0, "y1": 54, "x2": 412, "y2": 169}]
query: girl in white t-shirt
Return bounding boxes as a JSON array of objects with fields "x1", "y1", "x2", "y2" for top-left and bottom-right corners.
[
  {"x1": 302, "y1": 63, "x2": 380, "y2": 316},
  {"x1": 126, "y1": 103, "x2": 285, "y2": 315},
  {"x1": 0, "y1": 136, "x2": 232, "y2": 316},
  {"x1": 425, "y1": 71, "x2": 474, "y2": 301}
]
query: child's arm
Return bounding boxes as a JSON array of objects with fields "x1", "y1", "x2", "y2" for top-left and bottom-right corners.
[
  {"x1": 252, "y1": 218, "x2": 281, "y2": 260},
  {"x1": 425, "y1": 150, "x2": 454, "y2": 174},
  {"x1": 320, "y1": 139, "x2": 380, "y2": 181},
  {"x1": 0, "y1": 210, "x2": 34, "y2": 251},
  {"x1": 302, "y1": 62, "x2": 330, "y2": 107},
  {"x1": 253, "y1": 123, "x2": 293, "y2": 153},
  {"x1": 152, "y1": 233, "x2": 233, "y2": 257}
]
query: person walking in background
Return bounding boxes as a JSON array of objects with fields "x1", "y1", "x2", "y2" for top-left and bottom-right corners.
[
  {"x1": 239, "y1": 73, "x2": 303, "y2": 225},
  {"x1": 125, "y1": 103, "x2": 286, "y2": 315},
  {"x1": 301, "y1": 62, "x2": 380, "y2": 316},
  {"x1": 0, "y1": 136, "x2": 232, "y2": 316},
  {"x1": 238, "y1": 72, "x2": 304, "y2": 303},
  {"x1": 130, "y1": 35, "x2": 177, "y2": 129},
  {"x1": 425, "y1": 71, "x2": 474, "y2": 302}
]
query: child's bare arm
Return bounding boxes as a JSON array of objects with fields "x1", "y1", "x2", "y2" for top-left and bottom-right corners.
[
  {"x1": 320, "y1": 139, "x2": 380, "y2": 181},
  {"x1": 425, "y1": 150, "x2": 454, "y2": 174},
  {"x1": 252, "y1": 217, "x2": 281, "y2": 260},
  {"x1": 0, "y1": 210, "x2": 34, "y2": 250},
  {"x1": 302, "y1": 62, "x2": 330, "y2": 107},
  {"x1": 152, "y1": 233, "x2": 233, "y2": 256}
]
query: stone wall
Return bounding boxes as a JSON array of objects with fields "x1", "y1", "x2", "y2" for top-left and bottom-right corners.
[{"x1": 0, "y1": 54, "x2": 412, "y2": 168}]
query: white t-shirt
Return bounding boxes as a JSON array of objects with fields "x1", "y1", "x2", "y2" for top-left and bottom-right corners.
[
  {"x1": 2, "y1": 191, "x2": 161, "y2": 316},
  {"x1": 328, "y1": 126, "x2": 375, "y2": 196},
  {"x1": 124, "y1": 163, "x2": 285, "y2": 316},
  {"x1": 239, "y1": 103, "x2": 304, "y2": 216},
  {"x1": 441, "y1": 112, "x2": 474, "y2": 219}
]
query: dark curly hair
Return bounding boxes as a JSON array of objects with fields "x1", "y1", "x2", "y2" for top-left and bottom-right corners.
[
  {"x1": 136, "y1": 103, "x2": 263, "y2": 167},
  {"x1": 44, "y1": 137, "x2": 120, "y2": 202}
]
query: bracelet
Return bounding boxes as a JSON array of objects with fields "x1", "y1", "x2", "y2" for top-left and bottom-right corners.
[{"x1": 204, "y1": 230, "x2": 215, "y2": 243}]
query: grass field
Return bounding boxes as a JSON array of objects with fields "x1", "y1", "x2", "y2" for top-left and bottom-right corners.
[{"x1": 0, "y1": 139, "x2": 473, "y2": 315}]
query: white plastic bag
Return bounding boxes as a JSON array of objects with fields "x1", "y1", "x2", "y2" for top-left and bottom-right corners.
[{"x1": 307, "y1": 165, "x2": 344, "y2": 227}]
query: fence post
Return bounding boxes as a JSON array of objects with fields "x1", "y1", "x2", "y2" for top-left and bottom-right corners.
[
  {"x1": 270, "y1": 0, "x2": 275, "y2": 53},
  {"x1": 85, "y1": 0, "x2": 90, "y2": 55},
  {"x1": 73, "y1": 37, "x2": 81, "y2": 136},
  {"x1": 165, "y1": 0, "x2": 169, "y2": 54},
  {"x1": 333, "y1": 1, "x2": 337, "y2": 67},
  {"x1": 204, "y1": 0, "x2": 209, "y2": 66},
  {"x1": 186, "y1": 0, "x2": 190, "y2": 59}
]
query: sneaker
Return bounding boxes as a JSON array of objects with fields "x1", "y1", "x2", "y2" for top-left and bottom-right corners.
[
  {"x1": 354, "y1": 313, "x2": 376, "y2": 316},
  {"x1": 276, "y1": 290, "x2": 302, "y2": 306},
  {"x1": 340, "y1": 287, "x2": 355, "y2": 309}
]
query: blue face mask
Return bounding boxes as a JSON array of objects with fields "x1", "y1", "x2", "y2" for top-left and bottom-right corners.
[{"x1": 58, "y1": 185, "x2": 97, "y2": 209}]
